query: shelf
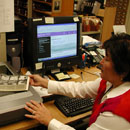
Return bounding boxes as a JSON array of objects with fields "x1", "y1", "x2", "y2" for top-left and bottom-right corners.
[
  {"x1": 33, "y1": 9, "x2": 52, "y2": 16},
  {"x1": 15, "y1": 0, "x2": 74, "y2": 18},
  {"x1": 15, "y1": 5, "x2": 27, "y2": 9},
  {"x1": 82, "y1": 31, "x2": 101, "y2": 35},
  {"x1": 15, "y1": 13, "x2": 27, "y2": 18},
  {"x1": 33, "y1": 0, "x2": 52, "y2": 6},
  {"x1": 81, "y1": 7, "x2": 116, "y2": 42},
  {"x1": 15, "y1": 0, "x2": 32, "y2": 18}
]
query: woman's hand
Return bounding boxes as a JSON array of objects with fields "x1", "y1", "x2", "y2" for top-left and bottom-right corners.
[
  {"x1": 29, "y1": 75, "x2": 48, "y2": 88},
  {"x1": 24, "y1": 100, "x2": 53, "y2": 126}
]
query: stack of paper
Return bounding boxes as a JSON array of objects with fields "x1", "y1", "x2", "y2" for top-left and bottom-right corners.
[{"x1": 82, "y1": 35, "x2": 101, "y2": 47}]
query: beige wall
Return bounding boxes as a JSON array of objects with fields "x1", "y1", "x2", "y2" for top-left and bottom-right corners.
[{"x1": 0, "y1": 33, "x2": 7, "y2": 62}]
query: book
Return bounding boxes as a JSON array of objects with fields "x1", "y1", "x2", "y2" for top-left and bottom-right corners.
[{"x1": 0, "y1": 75, "x2": 30, "y2": 91}]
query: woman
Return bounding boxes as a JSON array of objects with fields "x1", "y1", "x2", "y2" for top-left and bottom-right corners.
[{"x1": 24, "y1": 33, "x2": 130, "y2": 130}]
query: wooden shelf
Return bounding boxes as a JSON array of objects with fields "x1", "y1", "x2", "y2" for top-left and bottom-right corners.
[
  {"x1": 14, "y1": 0, "x2": 116, "y2": 43},
  {"x1": 32, "y1": 0, "x2": 74, "y2": 17},
  {"x1": 15, "y1": 0, "x2": 74, "y2": 18},
  {"x1": 33, "y1": 0, "x2": 52, "y2": 6},
  {"x1": 33, "y1": 9, "x2": 52, "y2": 16},
  {"x1": 81, "y1": 7, "x2": 116, "y2": 42},
  {"x1": 15, "y1": 0, "x2": 32, "y2": 18},
  {"x1": 15, "y1": 12, "x2": 27, "y2": 18},
  {"x1": 82, "y1": 31, "x2": 101, "y2": 35}
]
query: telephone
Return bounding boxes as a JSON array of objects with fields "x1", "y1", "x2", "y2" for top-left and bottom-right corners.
[
  {"x1": 82, "y1": 45, "x2": 104, "y2": 65},
  {"x1": 89, "y1": 49, "x2": 103, "y2": 63}
]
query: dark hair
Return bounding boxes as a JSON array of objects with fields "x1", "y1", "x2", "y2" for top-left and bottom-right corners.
[{"x1": 103, "y1": 33, "x2": 130, "y2": 81}]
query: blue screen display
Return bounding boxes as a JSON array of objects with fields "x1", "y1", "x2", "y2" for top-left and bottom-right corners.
[{"x1": 37, "y1": 23, "x2": 77, "y2": 62}]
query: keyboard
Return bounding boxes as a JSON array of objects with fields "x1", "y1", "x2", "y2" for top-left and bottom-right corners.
[{"x1": 54, "y1": 96, "x2": 94, "y2": 117}]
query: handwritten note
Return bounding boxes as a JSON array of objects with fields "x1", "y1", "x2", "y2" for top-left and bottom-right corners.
[{"x1": 0, "y1": 0, "x2": 14, "y2": 33}]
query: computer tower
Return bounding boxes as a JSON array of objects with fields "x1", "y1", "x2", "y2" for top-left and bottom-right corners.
[{"x1": 6, "y1": 20, "x2": 24, "y2": 73}]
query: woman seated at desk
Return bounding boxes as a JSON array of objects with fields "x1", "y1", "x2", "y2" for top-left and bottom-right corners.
[{"x1": 24, "y1": 33, "x2": 130, "y2": 130}]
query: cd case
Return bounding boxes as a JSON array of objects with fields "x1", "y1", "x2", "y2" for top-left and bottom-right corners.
[{"x1": 0, "y1": 75, "x2": 30, "y2": 91}]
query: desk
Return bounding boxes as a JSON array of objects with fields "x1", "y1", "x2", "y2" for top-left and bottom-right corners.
[{"x1": 0, "y1": 66, "x2": 100, "y2": 130}]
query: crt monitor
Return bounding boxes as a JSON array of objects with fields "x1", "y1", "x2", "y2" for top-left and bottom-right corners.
[{"x1": 24, "y1": 16, "x2": 82, "y2": 73}]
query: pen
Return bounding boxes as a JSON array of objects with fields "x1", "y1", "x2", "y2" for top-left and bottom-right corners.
[{"x1": 81, "y1": 72, "x2": 83, "y2": 80}]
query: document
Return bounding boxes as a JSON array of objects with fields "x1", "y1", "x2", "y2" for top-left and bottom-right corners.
[
  {"x1": 82, "y1": 35, "x2": 100, "y2": 46},
  {"x1": 0, "y1": 0, "x2": 14, "y2": 33},
  {"x1": 113, "y1": 25, "x2": 126, "y2": 34},
  {"x1": 0, "y1": 75, "x2": 30, "y2": 91}
]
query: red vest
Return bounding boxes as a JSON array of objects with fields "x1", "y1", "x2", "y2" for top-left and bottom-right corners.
[{"x1": 89, "y1": 79, "x2": 130, "y2": 126}]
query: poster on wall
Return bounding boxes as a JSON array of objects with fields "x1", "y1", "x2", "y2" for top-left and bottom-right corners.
[
  {"x1": 52, "y1": 0, "x2": 62, "y2": 13},
  {"x1": 0, "y1": 0, "x2": 14, "y2": 33}
]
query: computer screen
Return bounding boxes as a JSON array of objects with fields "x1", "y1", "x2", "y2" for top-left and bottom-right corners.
[
  {"x1": 37, "y1": 23, "x2": 77, "y2": 62},
  {"x1": 23, "y1": 16, "x2": 82, "y2": 74}
]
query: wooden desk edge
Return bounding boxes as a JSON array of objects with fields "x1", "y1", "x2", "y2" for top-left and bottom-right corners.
[{"x1": 0, "y1": 100, "x2": 92, "y2": 130}]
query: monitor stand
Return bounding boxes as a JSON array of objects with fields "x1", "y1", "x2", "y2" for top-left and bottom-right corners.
[
  {"x1": 49, "y1": 68, "x2": 73, "y2": 81},
  {"x1": 50, "y1": 71, "x2": 71, "y2": 81}
]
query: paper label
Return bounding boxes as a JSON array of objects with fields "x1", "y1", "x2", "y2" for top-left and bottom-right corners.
[
  {"x1": 45, "y1": 17, "x2": 54, "y2": 24},
  {"x1": 73, "y1": 17, "x2": 79, "y2": 22},
  {"x1": 35, "y1": 62, "x2": 43, "y2": 70}
]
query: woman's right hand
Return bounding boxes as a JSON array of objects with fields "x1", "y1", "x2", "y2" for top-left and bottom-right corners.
[{"x1": 29, "y1": 75, "x2": 48, "y2": 88}]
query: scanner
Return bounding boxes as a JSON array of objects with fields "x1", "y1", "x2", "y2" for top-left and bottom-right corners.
[{"x1": 0, "y1": 62, "x2": 43, "y2": 125}]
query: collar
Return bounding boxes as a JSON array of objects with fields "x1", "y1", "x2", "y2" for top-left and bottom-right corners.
[{"x1": 102, "y1": 82, "x2": 130, "y2": 102}]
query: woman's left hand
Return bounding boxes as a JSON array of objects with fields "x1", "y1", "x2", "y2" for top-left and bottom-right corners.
[{"x1": 24, "y1": 100, "x2": 53, "y2": 126}]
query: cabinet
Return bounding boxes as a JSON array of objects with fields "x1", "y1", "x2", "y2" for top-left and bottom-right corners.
[
  {"x1": 81, "y1": 15, "x2": 102, "y2": 40},
  {"x1": 15, "y1": 0, "x2": 74, "y2": 19},
  {"x1": 33, "y1": 0, "x2": 74, "y2": 17},
  {"x1": 15, "y1": 0, "x2": 32, "y2": 18}
]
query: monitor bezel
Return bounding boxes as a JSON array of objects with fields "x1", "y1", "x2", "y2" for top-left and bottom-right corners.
[{"x1": 25, "y1": 16, "x2": 82, "y2": 73}]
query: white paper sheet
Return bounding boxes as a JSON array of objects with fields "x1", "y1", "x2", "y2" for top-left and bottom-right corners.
[
  {"x1": 113, "y1": 25, "x2": 126, "y2": 34},
  {"x1": 82, "y1": 35, "x2": 100, "y2": 46},
  {"x1": 0, "y1": 0, "x2": 14, "y2": 33}
]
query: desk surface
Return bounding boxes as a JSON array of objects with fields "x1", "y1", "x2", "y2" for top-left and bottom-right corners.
[{"x1": 0, "y1": 66, "x2": 100, "y2": 130}]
